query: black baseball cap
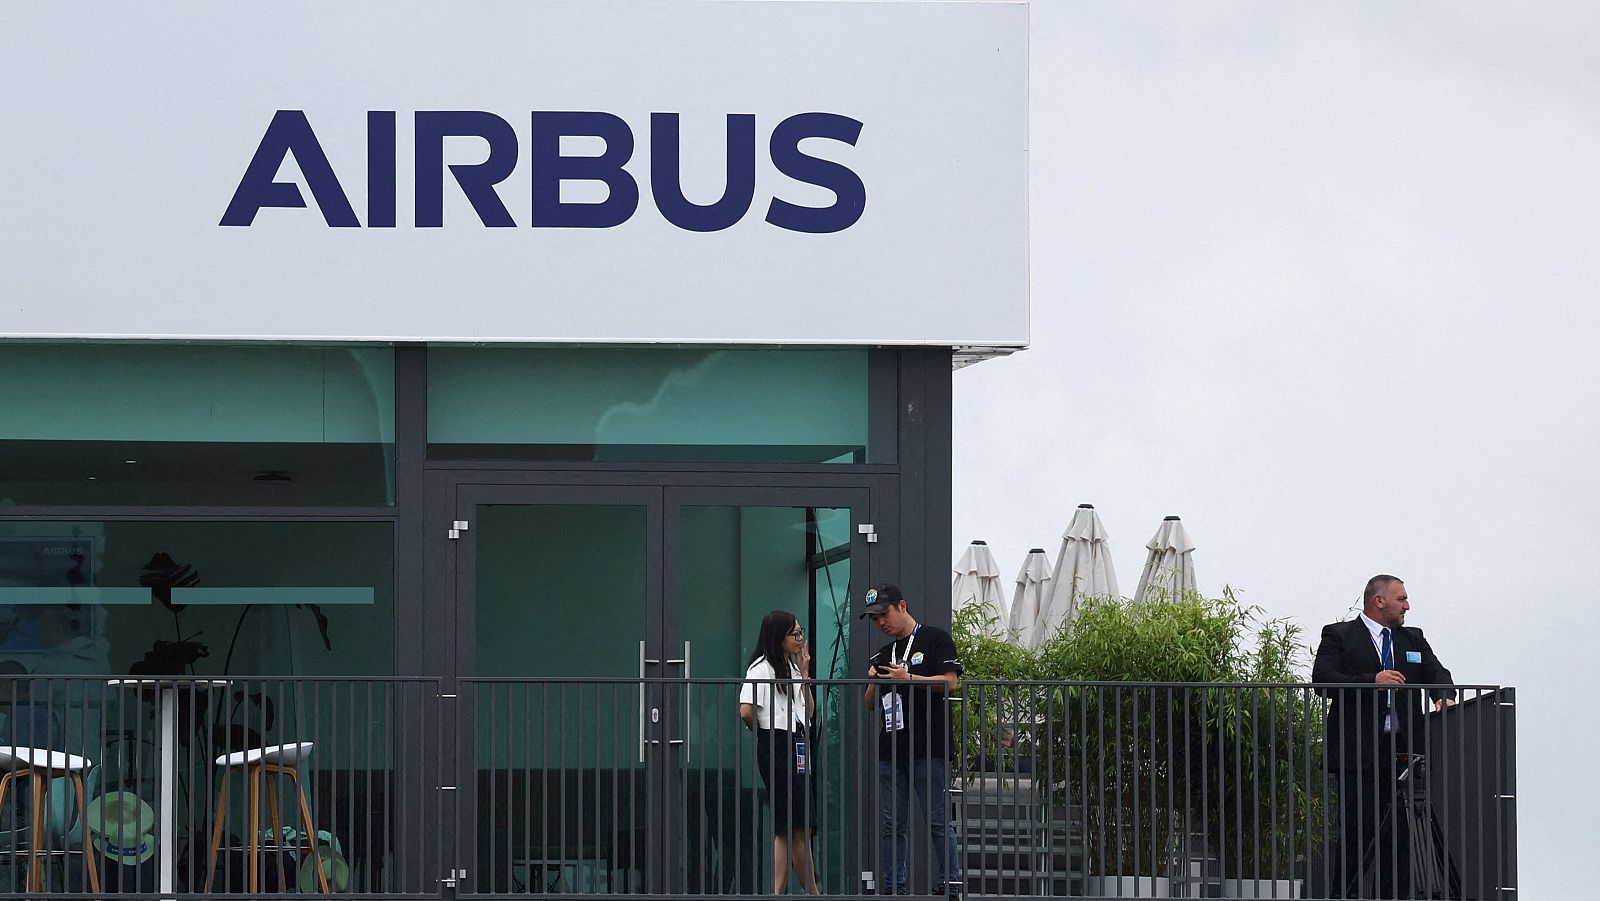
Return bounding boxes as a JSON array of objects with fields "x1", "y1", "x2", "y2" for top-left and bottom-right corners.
[{"x1": 859, "y1": 583, "x2": 905, "y2": 618}]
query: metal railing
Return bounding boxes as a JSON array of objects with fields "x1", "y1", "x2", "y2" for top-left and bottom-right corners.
[
  {"x1": 952, "y1": 681, "x2": 1513, "y2": 900},
  {"x1": 0, "y1": 675, "x2": 441, "y2": 899},
  {"x1": 462, "y1": 679, "x2": 1514, "y2": 901},
  {"x1": 0, "y1": 676, "x2": 1514, "y2": 900}
]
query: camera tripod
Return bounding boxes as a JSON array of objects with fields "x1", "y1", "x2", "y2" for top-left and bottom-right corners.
[{"x1": 1355, "y1": 754, "x2": 1461, "y2": 900}]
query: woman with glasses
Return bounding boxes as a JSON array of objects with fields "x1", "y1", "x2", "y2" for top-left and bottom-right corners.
[{"x1": 738, "y1": 610, "x2": 821, "y2": 894}]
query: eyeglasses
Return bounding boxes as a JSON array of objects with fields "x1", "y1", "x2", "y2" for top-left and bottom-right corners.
[{"x1": 787, "y1": 628, "x2": 804, "y2": 638}]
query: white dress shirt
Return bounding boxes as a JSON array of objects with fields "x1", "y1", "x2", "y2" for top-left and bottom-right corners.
[
  {"x1": 1358, "y1": 612, "x2": 1396, "y2": 731},
  {"x1": 739, "y1": 658, "x2": 809, "y2": 731},
  {"x1": 1357, "y1": 612, "x2": 1393, "y2": 666}
]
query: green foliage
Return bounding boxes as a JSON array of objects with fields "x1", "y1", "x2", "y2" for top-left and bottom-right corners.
[
  {"x1": 952, "y1": 601, "x2": 1038, "y2": 681},
  {"x1": 1040, "y1": 590, "x2": 1251, "y2": 682},
  {"x1": 950, "y1": 603, "x2": 1046, "y2": 774},
  {"x1": 952, "y1": 588, "x2": 1327, "y2": 879}
]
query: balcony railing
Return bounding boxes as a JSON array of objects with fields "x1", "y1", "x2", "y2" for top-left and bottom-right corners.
[
  {"x1": 0, "y1": 675, "x2": 442, "y2": 899},
  {"x1": 0, "y1": 676, "x2": 1513, "y2": 900}
]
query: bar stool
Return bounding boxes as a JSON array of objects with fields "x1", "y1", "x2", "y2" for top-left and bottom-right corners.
[
  {"x1": 0, "y1": 746, "x2": 101, "y2": 893},
  {"x1": 205, "y1": 741, "x2": 329, "y2": 893}
]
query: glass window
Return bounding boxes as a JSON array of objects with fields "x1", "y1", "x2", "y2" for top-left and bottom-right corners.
[
  {"x1": 0, "y1": 521, "x2": 394, "y2": 677},
  {"x1": 0, "y1": 343, "x2": 395, "y2": 506},
  {"x1": 474, "y1": 503, "x2": 648, "y2": 681},
  {"x1": 428, "y1": 347, "x2": 868, "y2": 463},
  {"x1": 677, "y1": 504, "x2": 853, "y2": 893}
]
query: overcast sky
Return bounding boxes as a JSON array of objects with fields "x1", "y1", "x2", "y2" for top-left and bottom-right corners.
[{"x1": 951, "y1": 3, "x2": 1599, "y2": 895}]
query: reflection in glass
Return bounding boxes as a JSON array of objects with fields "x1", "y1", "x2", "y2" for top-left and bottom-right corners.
[
  {"x1": 0, "y1": 344, "x2": 396, "y2": 506},
  {"x1": 429, "y1": 347, "x2": 868, "y2": 464},
  {"x1": 471, "y1": 503, "x2": 650, "y2": 891},
  {"x1": 0, "y1": 521, "x2": 394, "y2": 677},
  {"x1": 0, "y1": 521, "x2": 398, "y2": 891},
  {"x1": 678, "y1": 505, "x2": 851, "y2": 893}
]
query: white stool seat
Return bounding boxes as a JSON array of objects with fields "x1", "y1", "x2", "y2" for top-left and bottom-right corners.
[
  {"x1": 214, "y1": 741, "x2": 314, "y2": 768},
  {"x1": 0, "y1": 746, "x2": 93, "y2": 772}
]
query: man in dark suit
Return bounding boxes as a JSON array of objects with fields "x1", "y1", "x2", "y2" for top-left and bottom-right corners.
[{"x1": 1313, "y1": 574, "x2": 1455, "y2": 899}]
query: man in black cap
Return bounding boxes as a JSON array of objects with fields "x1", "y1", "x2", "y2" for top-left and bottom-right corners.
[{"x1": 861, "y1": 583, "x2": 963, "y2": 896}]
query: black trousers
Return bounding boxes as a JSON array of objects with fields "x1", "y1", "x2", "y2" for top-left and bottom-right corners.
[{"x1": 1334, "y1": 754, "x2": 1412, "y2": 900}]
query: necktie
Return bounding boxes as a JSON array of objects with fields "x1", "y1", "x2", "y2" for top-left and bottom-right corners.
[{"x1": 1380, "y1": 628, "x2": 1395, "y2": 722}]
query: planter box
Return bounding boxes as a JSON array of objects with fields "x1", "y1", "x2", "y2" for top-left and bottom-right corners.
[
  {"x1": 1083, "y1": 875, "x2": 1172, "y2": 897},
  {"x1": 1220, "y1": 877, "x2": 1302, "y2": 898}
]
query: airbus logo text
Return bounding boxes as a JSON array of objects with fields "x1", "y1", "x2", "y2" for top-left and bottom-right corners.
[{"x1": 220, "y1": 110, "x2": 866, "y2": 234}]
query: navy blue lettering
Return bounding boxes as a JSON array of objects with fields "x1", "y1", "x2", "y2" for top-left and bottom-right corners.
[
  {"x1": 367, "y1": 111, "x2": 397, "y2": 228},
  {"x1": 415, "y1": 111, "x2": 519, "y2": 227},
  {"x1": 649, "y1": 113, "x2": 756, "y2": 232},
  {"x1": 765, "y1": 113, "x2": 866, "y2": 234},
  {"x1": 219, "y1": 110, "x2": 359, "y2": 227},
  {"x1": 530, "y1": 111, "x2": 639, "y2": 228}
]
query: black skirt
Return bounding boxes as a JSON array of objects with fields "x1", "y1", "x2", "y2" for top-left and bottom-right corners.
[{"x1": 754, "y1": 726, "x2": 814, "y2": 831}]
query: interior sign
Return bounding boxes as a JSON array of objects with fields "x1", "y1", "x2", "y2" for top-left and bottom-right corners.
[{"x1": 220, "y1": 110, "x2": 867, "y2": 234}]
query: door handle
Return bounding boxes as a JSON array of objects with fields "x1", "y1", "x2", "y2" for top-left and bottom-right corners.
[
  {"x1": 638, "y1": 640, "x2": 646, "y2": 763},
  {"x1": 643, "y1": 641, "x2": 690, "y2": 763},
  {"x1": 679, "y1": 641, "x2": 692, "y2": 763},
  {"x1": 661, "y1": 642, "x2": 694, "y2": 763}
]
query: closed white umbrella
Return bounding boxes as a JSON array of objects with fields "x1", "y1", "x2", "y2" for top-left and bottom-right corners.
[
  {"x1": 952, "y1": 540, "x2": 1009, "y2": 638},
  {"x1": 1037, "y1": 504, "x2": 1119, "y2": 646},
  {"x1": 1133, "y1": 515, "x2": 1198, "y2": 604},
  {"x1": 1008, "y1": 548, "x2": 1053, "y2": 648}
]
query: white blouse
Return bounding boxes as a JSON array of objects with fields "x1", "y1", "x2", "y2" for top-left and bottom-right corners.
[{"x1": 739, "y1": 658, "x2": 809, "y2": 731}]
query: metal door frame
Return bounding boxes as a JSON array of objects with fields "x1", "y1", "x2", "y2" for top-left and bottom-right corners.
[
  {"x1": 427, "y1": 470, "x2": 890, "y2": 896},
  {"x1": 448, "y1": 483, "x2": 666, "y2": 896},
  {"x1": 659, "y1": 485, "x2": 873, "y2": 894}
]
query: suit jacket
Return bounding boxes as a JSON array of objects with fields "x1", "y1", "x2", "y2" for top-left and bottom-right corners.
[{"x1": 1312, "y1": 617, "x2": 1454, "y2": 771}]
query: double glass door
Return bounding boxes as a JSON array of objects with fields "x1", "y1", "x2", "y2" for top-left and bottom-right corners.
[{"x1": 450, "y1": 482, "x2": 867, "y2": 894}]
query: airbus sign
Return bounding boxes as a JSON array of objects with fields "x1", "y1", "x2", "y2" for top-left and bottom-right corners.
[
  {"x1": 1, "y1": 1, "x2": 1026, "y2": 346},
  {"x1": 221, "y1": 110, "x2": 866, "y2": 233}
]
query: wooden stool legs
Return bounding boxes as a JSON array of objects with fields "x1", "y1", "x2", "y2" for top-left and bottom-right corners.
[
  {"x1": 0, "y1": 767, "x2": 102, "y2": 894},
  {"x1": 205, "y1": 762, "x2": 330, "y2": 894},
  {"x1": 204, "y1": 777, "x2": 230, "y2": 892}
]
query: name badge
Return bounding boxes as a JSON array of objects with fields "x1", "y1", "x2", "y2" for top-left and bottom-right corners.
[
  {"x1": 1405, "y1": 650, "x2": 1422, "y2": 664},
  {"x1": 882, "y1": 691, "x2": 905, "y2": 732}
]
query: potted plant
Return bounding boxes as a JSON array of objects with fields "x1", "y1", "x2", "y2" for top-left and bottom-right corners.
[{"x1": 955, "y1": 589, "x2": 1326, "y2": 899}]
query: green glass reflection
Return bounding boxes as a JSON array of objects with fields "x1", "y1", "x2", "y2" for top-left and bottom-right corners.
[
  {"x1": 678, "y1": 505, "x2": 852, "y2": 894},
  {"x1": 0, "y1": 520, "x2": 396, "y2": 883},
  {"x1": 0, "y1": 521, "x2": 394, "y2": 677},
  {"x1": 428, "y1": 347, "x2": 868, "y2": 463},
  {"x1": 474, "y1": 504, "x2": 648, "y2": 680},
  {"x1": 471, "y1": 503, "x2": 648, "y2": 891},
  {"x1": 473, "y1": 504, "x2": 647, "y2": 771},
  {"x1": 0, "y1": 343, "x2": 396, "y2": 505}
]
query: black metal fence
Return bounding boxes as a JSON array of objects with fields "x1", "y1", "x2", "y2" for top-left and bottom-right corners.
[
  {"x1": 951, "y1": 681, "x2": 1514, "y2": 900},
  {"x1": 0, "y1": 675, "x2": 441, "y2": 899},
  {"x1": 0, "y1": 677, "x2": 1513, "y2": 900}
]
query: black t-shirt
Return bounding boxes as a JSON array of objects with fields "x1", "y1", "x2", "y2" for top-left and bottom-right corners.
[{"x1": 870, "y1": 624, "x2": 962, "y2": 760}]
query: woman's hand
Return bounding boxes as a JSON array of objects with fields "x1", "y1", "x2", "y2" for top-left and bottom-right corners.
[{"x1": 798, "y1": 640, "x2": 812, "y2": 677}]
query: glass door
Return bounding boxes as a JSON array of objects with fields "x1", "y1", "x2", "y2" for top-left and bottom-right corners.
[
  {"x1": 661, "y1": 487, "x2": 869, "y2": 896},
  {"x1": 449, "y1": 481, "x2": 871, "y2": 896},
  {"x1": 453, "y1": 485, "x2": 665, "y2": 895}
]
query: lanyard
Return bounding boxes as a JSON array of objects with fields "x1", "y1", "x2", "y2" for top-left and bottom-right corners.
[
  {"x1": 892, "y1": 626, "x2": 920, "y2": 667},
  {"x1": 785, "y1": 672, "x2": 805, "y2": 730}
]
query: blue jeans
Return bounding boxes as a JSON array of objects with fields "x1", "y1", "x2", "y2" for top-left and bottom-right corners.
[{"x1": 878, "y1": 758, "x2": 961, "y2": 895}]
